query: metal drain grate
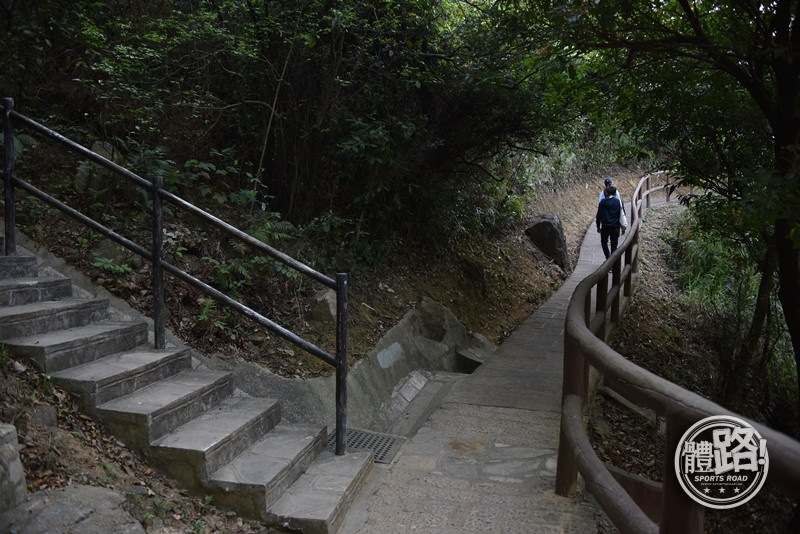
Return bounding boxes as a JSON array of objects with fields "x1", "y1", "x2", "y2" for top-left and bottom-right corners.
[{"x1": 327, "y1": 428, "x2": 405, "y2": 464}]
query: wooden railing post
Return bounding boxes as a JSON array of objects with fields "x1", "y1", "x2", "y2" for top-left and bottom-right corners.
[
  {"x1": 665, "y1": 175, "x2": 672, "y2": 203},
  {"x1": 3, "y1": 97, "x2": 16, "y2": 255},
  {"x1": 556, "y1": 334, "x2": 584, "y2": 496},
  {"x1": 661, "y1": 411, "x2": 704, "y2": 533},
  {"x1": 624, "y1": 245, "x2": 634, "y2": 295},
  {"x1": 611, "y1": 257, "x2": 623, "y2": 326},
  {"x1": 596, "y1": 275, "x2": 608, "y2": 340}
]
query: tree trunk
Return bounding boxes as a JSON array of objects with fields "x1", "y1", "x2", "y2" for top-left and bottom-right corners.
[
  {"x1": 722, "y1": 244, "x2": 776, "y2": 410},
  {"x1": 775, "y1": 218, "x2": 800, "y2": 438}
]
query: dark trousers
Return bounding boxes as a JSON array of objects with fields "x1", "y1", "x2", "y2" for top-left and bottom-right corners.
[{"x1": 601, "y1": 226, "x2": 620, "y2": 259}]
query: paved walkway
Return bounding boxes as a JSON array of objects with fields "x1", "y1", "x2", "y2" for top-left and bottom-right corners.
[{"x1": 341, "y1": 223, "x2": 626, "y2": 534}]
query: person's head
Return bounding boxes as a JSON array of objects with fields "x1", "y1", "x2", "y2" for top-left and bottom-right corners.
[
  {"x1": 605, "y1": 186, "x2": 617, "y2": 197},
  {"x1": 604, "y1": 177, "x2": 612, "y2": 187}
]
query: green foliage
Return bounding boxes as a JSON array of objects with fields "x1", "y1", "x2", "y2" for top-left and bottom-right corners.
[
  {"x1": 151, "y1": 498, "x2": 170, "y2": 518},
  {"x1": 195, "y1": 298, "x2": 245, "y2": 341},
  {"x1": 245, "y1": 212, "x2": 294, "y2": 245},
  {"x1": 4, "y1": 0, "x2": 602, "y2": 243},
  {"x1": 197, "y1": 495, "x2": 213, "y2": 511},
  {"x1": 669, "y1": 207, "x2": 797, "y2": 431},
  {"x1": 202, "y1": 255, "x2": 276, "y2": 295},
  {"x1": 680, "y1": 237, "x2": 737, "y2": 298},
  {"x1": 197, "y1": 299, "x2": 217, "y2": 324},
  {"x1": 91, "y1": 255, "x2": 133, "y2": 275},
  {"x1": 164, "y1": 236, "x2": 187, "y2": 260},
  {"x1": 295, "y1": 211, "x2": 396, "y2": 270},
  {"x1": 668, "y1": 208, "x2": 755, "y2": 330},
  {"x1": 0, "y1": 132, "x2": 37, "y2": 158},
  {"x1": 15, "y1": 195, "x2": 52, "y2": 234},
  {"x1": 76, "y1": 231, "x2": 99, "y2": 250}
]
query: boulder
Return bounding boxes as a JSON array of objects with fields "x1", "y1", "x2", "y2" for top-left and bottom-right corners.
[
  {"x1": 524, "y1": 212, "x2": 571, "y2": 271},
  {"x1": 306, "y1": 288, "x2": 337, "y2": 324},
  {"x1": 0, "y1": 424, "x2": 26, "y2": 514}
]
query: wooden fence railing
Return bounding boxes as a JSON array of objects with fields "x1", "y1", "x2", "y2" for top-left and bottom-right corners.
[{"x1": 555, "y1": 171, "x2": 800, "y2": 533}]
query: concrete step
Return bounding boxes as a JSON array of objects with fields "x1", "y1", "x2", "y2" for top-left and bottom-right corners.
[
  {"x1": 208, "y1": 422, "x2": 327, "y2": 520},
  {"x1": 0, "y1": 276, "x2": 72, "y2": 307},
  {"x1": 0, "y1": 298, "x2": 109, "y2": 339},
  {"x1": 96, "y1": 369, "x2": 233, "y2": 453},
  {"x1": 0, "y1": 245, "x2": 373, "y2": 533},
  {"x1": 0, "y1": 255, "x2": 38, "y2": 279},
  {"x1": 52, "y1": 346, "x2": 193, "y2": 411},
  {"x1": 3, "y1": 320, "x2": 149, "y2": 373},
  {"x1": 267, "y1": 449, "x2": 374, "y2": 534},
  {"x1": 151, "y1": 396, "x2": 282, "y2": 490}
]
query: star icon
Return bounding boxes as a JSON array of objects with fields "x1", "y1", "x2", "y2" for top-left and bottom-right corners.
[
  {"x1": 734, "y1": 488, "x2": 741, "y2": 493},
  {"x1": 704, "y1": 488, "x2": 711, "y2": 494},
  {"x1": 719, "y1": 488, "x2": 726, "y2": 494}
]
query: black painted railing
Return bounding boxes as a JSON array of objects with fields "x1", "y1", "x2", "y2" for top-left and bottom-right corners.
[
  {"x1": 555, "y1": 172, "x2": 800, "y2": 533},
  {"x1": 2, "y1": 97, "x2": 349, "y2": 454}
]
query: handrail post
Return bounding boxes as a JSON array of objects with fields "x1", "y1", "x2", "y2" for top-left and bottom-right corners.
[
  {"x1": 334, "y1": 272, "x2": 348, "y2": 455},
  {"x1": 610, "y1": 273, "x2": 620, "y2": 326},
  {"x1": 661, "y1": 411, "x2": 704, "y2": 533},
  {"x1": 152, "y1": 174, "x2": 166, "y2": 349},
  {"x1": 3, "y1": 97, "x2": 16, "y2": 255},
  {"x1": 624, "y1": 245, "x2": 634, "y2": 295},
  {"x1": 556, "y1": 334, "x2": 585, "y2": 496},
  {"x1": 596, "y1": 277, "x2": 608, "y2": 339},
  {"x1": 637, "y1": 186, "x2": 644, "y2": 221}
]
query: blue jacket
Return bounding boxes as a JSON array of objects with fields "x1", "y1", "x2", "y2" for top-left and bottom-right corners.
[{"x1": 596, "y1": 197, "x2": 622, "y2": 229}]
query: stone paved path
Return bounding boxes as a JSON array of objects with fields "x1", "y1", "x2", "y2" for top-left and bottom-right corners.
[{"x1": 340, "y1": 222, "x2": 625, "y2": 533}]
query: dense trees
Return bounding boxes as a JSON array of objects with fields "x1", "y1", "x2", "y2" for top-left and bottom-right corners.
[
  {"x1": 2, "y1": 0, "x2": 587, "y2": 253},
  {"x1": 545, "y1": 0, "x2": 799, "y2": 428}
]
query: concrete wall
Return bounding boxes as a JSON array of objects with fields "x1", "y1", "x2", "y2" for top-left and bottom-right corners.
[{"x1": 231, "y1": 296, "x2": 496, "y2": 432}]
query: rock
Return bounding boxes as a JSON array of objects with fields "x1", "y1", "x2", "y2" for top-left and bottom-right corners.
[
  {"x1": 0, "y1": 483, "x2": 146, "y2": 534},
  {"x1": 524, "y1": 212, "x2": 571, "y2": 271},
  {"x1": 0, "y1": 424, "x2": 26, "y2": 514},
  {"x1": 32, "y1": 404, "x2": 57, "y2": 427},
  {"x1": 306, "y1": 288, "x2": 337, "y2": 324}
]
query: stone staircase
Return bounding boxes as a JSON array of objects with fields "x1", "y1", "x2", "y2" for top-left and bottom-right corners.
[{"x1": 0, "y1": 245, "x2": 372, "y2": 534}]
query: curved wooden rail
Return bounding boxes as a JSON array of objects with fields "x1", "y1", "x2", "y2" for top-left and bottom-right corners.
[{"x1": 555, "y1": 172, "x2": 800, "y2": 533}]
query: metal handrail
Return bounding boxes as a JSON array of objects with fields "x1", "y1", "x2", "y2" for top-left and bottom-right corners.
[
  {"x1": 2, "y1": 97, "x2": 348, "y2": 454},
  {"x1": 554, "y1": 171, "x2": 800, "y2": 533}
]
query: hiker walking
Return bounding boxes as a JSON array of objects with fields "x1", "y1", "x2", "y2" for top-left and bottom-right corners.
[
  {"x1": 598, "y1": 177, "x2": 625, "y2": 213},
  {"x1": 596, "y1": 186, "x2": 624, "y2": 259}
]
